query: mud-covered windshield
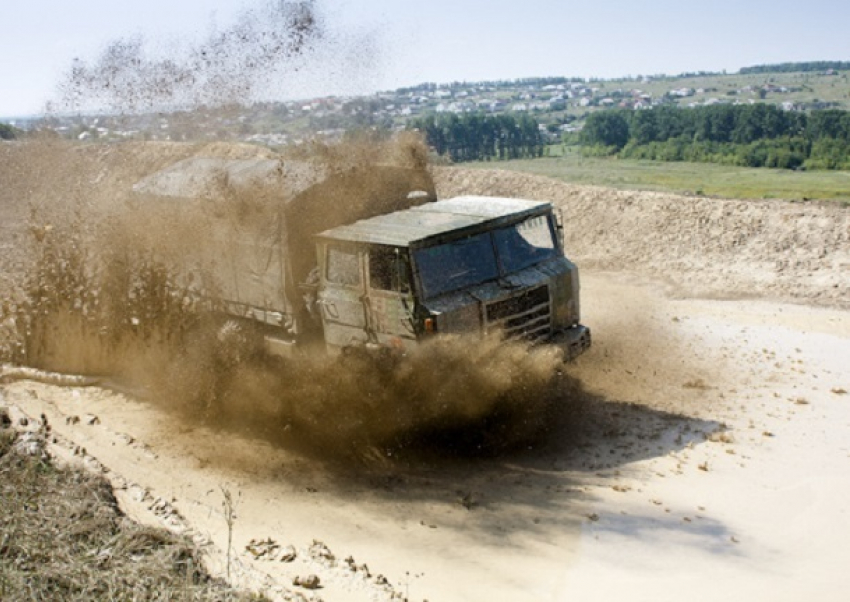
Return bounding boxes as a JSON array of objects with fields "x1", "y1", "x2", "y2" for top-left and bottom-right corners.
[
  {"x1": 414, "y1": 232, "x2": 498, "y2": 298},
  {"x1": 493, "y1": 214, "x2": 558, "y2": 273},
  {"x1": 415, "y1": 214, "x2": 559, "y2": 298}
]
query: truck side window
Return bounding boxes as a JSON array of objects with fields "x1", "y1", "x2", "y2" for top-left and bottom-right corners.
[
  {"x1": 369, "y1": 246, "x2": 411, "y2": 293},
  {"x1": 326, "y1": 245, "x2": 360, "y2": 287}
]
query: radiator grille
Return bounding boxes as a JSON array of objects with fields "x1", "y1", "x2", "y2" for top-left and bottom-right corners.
[{"x1": 485, "y1": 285, "x2": 551, "y2": 341}]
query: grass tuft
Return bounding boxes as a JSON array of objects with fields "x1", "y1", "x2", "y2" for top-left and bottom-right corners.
[{"x1": 0, "y1": 429, "x2": 265, "y2": 601}]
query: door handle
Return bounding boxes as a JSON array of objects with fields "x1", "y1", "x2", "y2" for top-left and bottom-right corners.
[{"x1": 321, "y1": 300, "x2": 339, "y2": 319}]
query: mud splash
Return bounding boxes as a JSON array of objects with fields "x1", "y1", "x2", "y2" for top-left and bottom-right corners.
[
  {"x1": 52, "y1": 0, "x2": 380, "y2": 113},
  {"x1": 1, "y1": 223, "x2": 567, "y2": 455},
  {"x1": 0, "y1": 0, "x2": 574, "y2": 459},
  {"x1": 0, "y1": 134, "x2": 572, "y2": 456},
  {"x1": 56, "y1": 1, "x2": 320, "y2": 111},
  {"x1": 143, "y1": 328, "x2": 569, "y2": 456}
]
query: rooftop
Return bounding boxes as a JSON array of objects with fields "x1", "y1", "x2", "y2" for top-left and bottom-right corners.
[{"x1": 316, "y1": 196, "x2": 551, "y2": 248}]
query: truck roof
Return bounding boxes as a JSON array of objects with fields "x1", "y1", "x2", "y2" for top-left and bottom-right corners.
[
  {"x1": 315, "y1": 196, "x2": 552, "y2": 248},
  {"x1": 131, "y1": 157, "x2": 327, "y2": 201}
]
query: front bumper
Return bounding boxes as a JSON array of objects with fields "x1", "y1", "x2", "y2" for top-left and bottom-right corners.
[{"x1": 551, "y1": 324, "x2": 592, "y2": 360}]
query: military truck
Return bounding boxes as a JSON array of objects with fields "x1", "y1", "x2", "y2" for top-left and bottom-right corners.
[
  {"x1": 307, "y1": 195, "x2": 590, "y2": 359},
  {"x1": 132, "y1": 158, "x2": 590, "y2": 359}
]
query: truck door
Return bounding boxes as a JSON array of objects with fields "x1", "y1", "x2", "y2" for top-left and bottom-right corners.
[
  {"x1": 364, "y1": 246, "x2": 418, "y2": 350},
  {"x1": 317, "y1": 243, "x2": 370, "y2": 349}
]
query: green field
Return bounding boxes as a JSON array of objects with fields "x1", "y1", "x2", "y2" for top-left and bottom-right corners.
[{"x1": 467, "y1": 148, "x2": 850, "y2": 203}]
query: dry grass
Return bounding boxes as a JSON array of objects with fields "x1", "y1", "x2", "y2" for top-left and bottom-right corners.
[{"x1": 0, "y1": 428, "x2": 265, "y2": 601}]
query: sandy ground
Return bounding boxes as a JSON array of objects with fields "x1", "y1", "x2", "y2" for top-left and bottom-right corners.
[
  {"x1": 2, "y1": 143, "x2": 849, "y2": 600},
  {"x1": 3, "y1": 271, "x2": 848, "y2": 601}
]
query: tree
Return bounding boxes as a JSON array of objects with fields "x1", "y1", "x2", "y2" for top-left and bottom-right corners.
[
  {"x1": 581, "y1": 111, "x2": 630, "y2": 150},
  {"x1": 630, "y1": 110, "x2": 657, "y2": 145},
  {"x1": 0, "y1": 123, "x2": 17, "y2": 140},
  {"x1": 409, "y1": 112, "x2": 542, "y2": 163}
]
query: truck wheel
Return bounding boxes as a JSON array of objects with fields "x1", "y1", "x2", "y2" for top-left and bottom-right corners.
[{"x1": 215, "y1": 319, "x2": 262, "y2": 366}]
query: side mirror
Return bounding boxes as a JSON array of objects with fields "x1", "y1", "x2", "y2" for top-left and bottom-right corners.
[{"x1": 554, "y1": 209, "x2": 565, "y2": 250}]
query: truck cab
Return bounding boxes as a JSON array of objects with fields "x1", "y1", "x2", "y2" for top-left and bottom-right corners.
[{"x1": 314, "y1": 196, "x2": 591, "y2": 358}]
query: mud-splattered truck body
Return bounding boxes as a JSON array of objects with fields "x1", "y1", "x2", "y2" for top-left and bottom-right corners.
[
  {"x1": 132, "y1": 158, "x2": 589, "y2": 358},
  {"x1": 310, "y1": 196, "x2": 591, "y2": 358}
]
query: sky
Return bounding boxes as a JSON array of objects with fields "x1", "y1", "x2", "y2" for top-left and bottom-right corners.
[{"x1": 2, "y1": 0, "x2": 849, "y2": 118}]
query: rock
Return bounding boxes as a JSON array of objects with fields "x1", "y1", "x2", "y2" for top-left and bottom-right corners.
[
  {"x1": 707, "y1": 430, "x2": 735, "y2": 444},
  {"x1": 13, "y1": 432, "x2": 48, "y2": 459},
  {"x1": 66, "y1": 415, "x2": 80, "y2": 425},
  {"x1": 18, "y1": 417, "x2": 28, "y2": 427},
  {"x1": 356, "y1": 563, "x2": 371, "y2": 577},
  {"x1": 0, "y1": 407, "x2": 10, "y2": 428},
  {"x1": 128, "y1": 484, "x2": 150, "y2": 502},
  {"x1": 280, "y1": 545, "x2": 297, "y2": 562},
  {"x1": 245, "y1": 538, "x2": 280, "y2": 559},
  {"x1": 84, "y1": 414, "x2": 100, "y2": 425},
  {"x1": 84, "y1": 456, "x2": 106, "y2": 473},
  {"x1": 293, "y1": 574, "x2": 321, "y2": 590},
  {"x1": 308, "y1": 540, "x2": 335, "y2": 564},
  {"x1": 192, "y1": 533, "x2": 212, "y2": 547}
]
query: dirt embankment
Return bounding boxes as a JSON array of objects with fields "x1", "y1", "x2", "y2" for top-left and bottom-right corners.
[
  {"x1": 3, "y1": 142, "x2": 846, "y2": 310},
  {"x1": 435, "y1": 167, "x2": 850, "y2": 308}
]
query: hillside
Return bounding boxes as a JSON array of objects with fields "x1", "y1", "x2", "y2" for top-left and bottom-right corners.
[{"x1": 6, "y1": 66, "x2": 850, "y2": 145}]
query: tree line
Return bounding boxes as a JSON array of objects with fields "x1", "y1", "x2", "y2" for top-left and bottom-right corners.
[
  {"x1": 408, "y1": 113, "x2": 544, "y2": 162},
  {"x1": 581, "y1": 105, "x2": 850, "y2": 170},
  {"x1": 740, "y1": 61, "x2": 850, "y2": 75}
]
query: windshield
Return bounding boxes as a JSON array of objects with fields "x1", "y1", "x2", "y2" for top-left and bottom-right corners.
[
  {"x1": 493, "y1": 214, "x2": 558, "y2": 273},
  {"x1": 414, "y1": 232, "x2": 498, "y2": 298},
  {"x1": 414, "y1": 214, "x2": 559, "y2": 299}
]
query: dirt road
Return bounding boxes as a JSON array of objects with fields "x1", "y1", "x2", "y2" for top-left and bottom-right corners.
[
  {"x1": 3, "y1": 271, "x2": 848, "y2": 602},
  {"x1": 2, "y1": 144, "x2": 849, "y2": 600}
]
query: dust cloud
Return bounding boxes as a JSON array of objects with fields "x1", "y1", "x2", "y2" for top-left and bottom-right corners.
[
  {"x1": 145, "y1": 329, "x2": 570, "y2": 456},
  {"x1": 0, "y1": 0, "x2": 577, "y2": 458},
  {"x1": 0, "y1": 133, "x2": 575, "y2": 457},
  {"x1": 53, "y1": 0, "x2": 378, "y2": 113}
]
